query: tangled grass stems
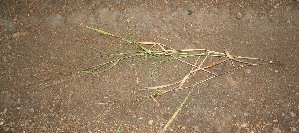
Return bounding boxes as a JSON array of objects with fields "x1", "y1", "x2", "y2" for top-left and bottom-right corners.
[
  {"x1": 80, "y1": 24, "x2": 281, "y2": 132},
  {"x1": 81, "y1": 24, "x2": 275, "y2": 99},
  {"x1": 162, "y1": 51, "x2": 210, "y2": 131}
]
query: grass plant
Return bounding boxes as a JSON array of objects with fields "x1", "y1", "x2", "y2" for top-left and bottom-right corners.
[{"x1": 81, "y1": 24, "x2": 277, "y2": 131}]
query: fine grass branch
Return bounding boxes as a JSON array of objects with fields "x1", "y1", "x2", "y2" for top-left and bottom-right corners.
[
  {"x1": 81, "y1": 23, "x2": 151, "y2": 54},
  {"x1": 81, "y1": 24, "x2": 276, "y2": 100},
  {"x1": 162, "y1": 90, "x2": 192, "y2": 131},
  {"x1": 80, "y1": 24, "x2": 281, "y2": 132}
]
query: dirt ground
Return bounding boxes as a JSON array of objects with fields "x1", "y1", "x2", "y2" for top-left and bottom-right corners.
[{"x1": 0, "y1": 0, "x2": 298, "y2": 132}]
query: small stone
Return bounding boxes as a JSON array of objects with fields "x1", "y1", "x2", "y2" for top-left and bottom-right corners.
[
  {"x1": 244, "y1": 112, "x2": 249, "y2": 117},
  {"x1": 41, "y1": 126, "x2": 46, "y2": 130},
  {"x1": 187, "y1": 119, "x2": 191, "y2": 123},
  {"x1": 4, "y1": 127, "x2": 10, "y2": 131},
  {"x1": 187, "y1": 10, "x2": 193, "y2": 15},
  {"x1": 274, "y1": 70, "x2": 278, "y2": 73},
  {"x1": 158, "y1": 130, "x2": 165, "y2": 133},
  {"x1": 290, "y1": 111, "x2": 296, "y2": 117},
  {"x1": 138, "y1": 117, "x2": 143, "y2": 120},
  {"x1": 241, "y1": 122, "x2": 248, "y2": 128},
  {"x1": 29, "y1": 108, "x2": 34, "y2": 113},
  {"x1": 245, "y1": 69, "x2": 251, "y2": 74},
  {"x1": 12, "y1": 32, "x2": 28, "y2": 38},
  {"x1": 274, "y1": 4, "x2": 279, "y2": 9},
  {"x1": 3, "y1": 108, "x2": 7, "y2": 114},
  {"x1": 272, "y1": 127, "x2": 281, "y2": 133},
  {"x1": 7, "y1": 45, "x2": 12, "y2": 49},
  {"x1": 273, "y1": 119, "x2": 278, "y2": 122},
  {"x1": 290, "y1": 127, "x2": 296, "y2": 132},
  {"x1": 237, "y1": 12, "x2": 242, "y2": 19},
  {"x1": 10, "y1": 128, "x2": 15, "y2": 131},
  {"x1": 0, "y1": 120, "x2": 4, "y2": 125},
  {"x1": 148, "y1": 120, "x2": 153, "y2": 125}
]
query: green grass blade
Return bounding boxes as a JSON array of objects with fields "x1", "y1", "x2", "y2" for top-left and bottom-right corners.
[
  {"x1": 81, "y1": 23, "x2": 117, "y2": 37},
  {"x1": 82, "y1": 24, "x2": 152, "y2": 54},
  {"x1": 163, "y1": 90, "x2": 191, "y2": 131},
  {"x1": 98, "y1": 58, "x2": 120, "y2": 74},
  {"x1": 81, "y1": 59, "x2": 120, "y2": 75},
  {"x1": 136, "y1": 43, "x2": 151, "y2": 54}
]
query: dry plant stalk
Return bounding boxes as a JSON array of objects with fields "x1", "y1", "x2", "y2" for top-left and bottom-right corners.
[{"x1": 81, "y1": 24, "x2": 276, "y2": 101}]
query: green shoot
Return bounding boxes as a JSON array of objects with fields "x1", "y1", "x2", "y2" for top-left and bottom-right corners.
[
  {"x1": 81, "y1": 23, "x2": 117, "y2": 37},
  {"x1": 81, "y1": 24, "x2": 152, "y2": 54},
  {"x1": 163, "y1": 90, "x2": 192, "y2": 131},
  {"x1": 135, "y1": 43, "x2": 151, "y2": 54},
  {"x1": 81, "y1": 59, "x2": 120, "y2": 75},
  {"x1": 81, "y1": 24, "x2": 274, "y2": 100}
]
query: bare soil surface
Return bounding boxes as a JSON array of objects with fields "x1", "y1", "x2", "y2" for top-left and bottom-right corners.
[{"x1": 1, "y1": 1, "x2": 298, "y2": 132}]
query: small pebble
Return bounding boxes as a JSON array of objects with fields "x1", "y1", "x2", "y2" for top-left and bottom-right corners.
[
  {"x1": 274, "y1": 4, "x2": 279, "y2": 9},
  {"x1": 237, "y1": 12, "x2": 242, "y2": 19},
  {"x1": 3, "y1": 108, "x2": 7, "y2": 114},
  {"x1": 290, "y1": 127, "x2": 297, "y2": 132},
  {"x1": 187, "y1": 10, "x2": 193, "y2": 15},
  {"x1": 29, "y1": 108, "x2": 34, "y2": 113},
  {"x1": 241, "y1": 122, "x2": 248, "y2": 128},
  {"x1": 0, "y1": 120, "x2": 4, "y2": 125},
  {"x1": 244, "y1": 112, "x2": 249, "y2": 117},
  {"x1": 245, "y1": 69, "x2": 251, "y2": 74},
  {"x1": 272, "y1": 128, "x2": 281, "y2": 133},
  {"x1": 290, "y1": 111, "x2": 296, "y2": 117},
  {"x1": 4, "y1": 127, "x2": 10, "y2": 131},
  {"x1": 148, "y1": 120, "x2": 153, "y2": 125}
]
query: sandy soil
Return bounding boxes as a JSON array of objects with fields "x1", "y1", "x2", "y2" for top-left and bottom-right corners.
[{"x1": 0, "y1": 1, "x2": 298, "y2": 132}]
